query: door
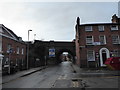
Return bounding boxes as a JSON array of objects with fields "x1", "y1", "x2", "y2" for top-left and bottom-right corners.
[{"x1": 102, "y1": 50, "x2": 107, "y2": 64}]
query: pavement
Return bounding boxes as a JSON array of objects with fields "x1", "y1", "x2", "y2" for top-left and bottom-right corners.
[
  {"x1": 72, "y1": 63, "x2": 120, "y2": 75},
  {"x1": 1, "y1": 66, "x2": 47, "y2": 85},
  {"x1": 71, "y1": 63, "x2": 120, "y2": 89}
]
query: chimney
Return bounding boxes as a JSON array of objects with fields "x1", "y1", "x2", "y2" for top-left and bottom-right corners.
[
  {"x1": 77, "y1": 17, "x2": 80, "y2": 25},
  {"x1": 111, "y1": 14, "x2": 119, "y2": 23}
]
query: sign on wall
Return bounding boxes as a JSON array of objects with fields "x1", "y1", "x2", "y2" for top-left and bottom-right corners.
[
  {"x1": 93, "y1": 42, "x2": 101, "y2": 45},
  {"x1": 49, "y1": 48, "x2": 55, "y2": 57}
]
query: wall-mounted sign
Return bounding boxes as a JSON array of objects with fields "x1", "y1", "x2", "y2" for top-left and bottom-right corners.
[
  {"x1": 93, "y1": 42, "x2": 101, "y2": 45},
  {"x1": 49, "y1": 48, "x2": 55, "y2": 57}
]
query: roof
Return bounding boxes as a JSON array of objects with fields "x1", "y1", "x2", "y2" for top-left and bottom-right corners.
[
  {"x1": 0, "y1": 24, "x2": 24, "y2": 43},
  {"x1": 79, "y1": 23, "x2": 120, "y2": 26}
]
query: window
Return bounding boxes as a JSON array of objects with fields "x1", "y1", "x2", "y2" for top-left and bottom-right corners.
[
  {"x1": 98, "y1": 25, "x2": 104, "y2": 31},
  {"x1": 99, "y1": 35, "x2": 106, "y2": 45},
  {"x1": 21, "y1": 48, "x2": 24, "y2": 55},
  {"x1": 111, "y1": 25, "x2": 118, "y2": 31},
  {"x1": 85, "y1": 26, "x2": 92, "y2": 31},
  {"x1": 5, "y1": 58, "x2": 9, "y2": 65},
  {"x1": 7, "y1": 44, "x2": 12, "y2": 53},
  {"x1": 112, "y1": 35, "x2": 120, "y2": 44},
  {"x1": 112, "y1": 50, "x2": 120, "y2": 57},
  {"x1": 87, "y1": 50, "x2": 95, "y2": 61},
  {"x1": 86, "y1": 36, "x2": 94, "y2": 45},
  {"x1": 17, "y1": 47, "x2": 20, "y2": 54}
]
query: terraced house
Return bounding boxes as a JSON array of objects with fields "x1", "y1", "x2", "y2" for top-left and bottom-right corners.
[
  {"x1": 75, "y1": 14, "x2": 120, "y2": 68},
  {"x1": 0, "y1": 24, "x2": 27, "y2": 73}
]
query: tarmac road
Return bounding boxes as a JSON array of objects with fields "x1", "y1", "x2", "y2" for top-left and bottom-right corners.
[
  {"x1": 2, "y1": 61, "x2": 120, "y2": 89},
  {"x1": 2, "y1": 61, "x2": 78, "y2": 88}
]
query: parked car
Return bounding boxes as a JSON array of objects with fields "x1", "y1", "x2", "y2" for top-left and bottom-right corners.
[{"x1": 105, "y1": 57, "x2": 120, "y2": 70}]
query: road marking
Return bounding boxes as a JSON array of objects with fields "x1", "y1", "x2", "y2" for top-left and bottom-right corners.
[
  {"x1": 58, "y1": 74, "x2": 67, "y2": 80},
  {"x1": 72, "y1": 81, "x2": 79, "y2": 87},
  {"x1": 58, "y1": 76, "x2": 62, "y2": 79}
]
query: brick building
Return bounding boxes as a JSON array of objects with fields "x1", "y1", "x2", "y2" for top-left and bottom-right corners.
[
  {"x1": 0, "y1": 24, "x2": 27, "y2": 73},
  {"x1": 75, "y1": 14, "x2": 120, "y2": 68}
]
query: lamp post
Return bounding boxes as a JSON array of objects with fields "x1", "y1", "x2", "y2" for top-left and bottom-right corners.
[
  {"x1": 8, "y1": 48, "x2": 12, "y2": 74},
  {"x1": 27, "y1": 30, "x2": 32, "y2": 69},
  {"x1": 34, "y1": 34, "x2": 36, "y2": 41},
  {"x1": 28, "y1": 30, "x2": 32, "y2": 41}
]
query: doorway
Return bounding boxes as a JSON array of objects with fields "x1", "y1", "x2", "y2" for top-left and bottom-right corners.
[{"x1": 99, "y1": 48, "x2": 110, "y2": 66}]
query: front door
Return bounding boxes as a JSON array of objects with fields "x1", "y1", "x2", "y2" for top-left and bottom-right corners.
[{"x1": 102, "y1": 50, "x2": 107, "y2": 64}]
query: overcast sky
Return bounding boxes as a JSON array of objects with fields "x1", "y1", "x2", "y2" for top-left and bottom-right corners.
[{"x1": 0, "y1": 1, "x2": 118, "y2": 41}]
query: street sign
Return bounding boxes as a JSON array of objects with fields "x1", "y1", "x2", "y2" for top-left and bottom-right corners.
[
  {"x1": 7, "y1": 48, "x2": 13, "y2": 53},
  {"x1": 49, "y1": 48, "x2": 55, "y2": 57}
]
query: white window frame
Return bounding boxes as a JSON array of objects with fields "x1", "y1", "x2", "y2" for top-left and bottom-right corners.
[
  {"x1": 86, "y1": 36, "x2": 94, "y2": 45},
  {"x1": 112, "y1": 35, "x2": 120, "y2": 44},
  {"x1": 99, "y1": 35, "x2": 106, "y2": 45},
  {"x1": 87, "y1": 50, "x2": 95, "y2": 61},
  {"x1": 16, "y1": 59, "x2": 18, "y2": 66},
  {"x1": 111, "y1": 25, "x2": 118, "y2": 31},
  {"x1": 21, "y1": 48, "x2": 24, "y2": 55},
  {"x1": 85, "y1": 26, "x2": 93, "y2": 31},
  {"x1": 17, "y1": 47, "x2": 20, "y2": 54},
  {"x1": 98, "y1": 25, "x2": 104, "y2": 31},
  {"x1": 7, "y1": 44, "x2": 12, "y2": 53},
  {"x1": 5, "y1": 58, "x2": 9, "y2": 65}
]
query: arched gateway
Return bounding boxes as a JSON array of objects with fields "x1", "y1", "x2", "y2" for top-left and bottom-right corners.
[{"x1": 29, "y1": 40, "x2": 76, "y2": 67}]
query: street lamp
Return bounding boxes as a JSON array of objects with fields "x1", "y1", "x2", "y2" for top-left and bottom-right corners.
[
  {"x1": 28, "y1": 30, "x2": 32, "y2": 41},
  {"x1": 27, "y1": 30, "x2": 32, "y2": 69},
  {"x1": 34, "y1": 34, "x2": 36, "y2": 41},
  {"x1": 8, "y1": 48, "x2": 12, "y2": 74}
]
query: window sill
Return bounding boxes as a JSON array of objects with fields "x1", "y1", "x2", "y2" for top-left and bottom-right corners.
[
  {"x1": 86, "y1": 44, "x2": 94, "y2": 46},
  {"x1": 111, "y1": 30, "x2": 118, "y2": 31},
  {"x1": 113, "y1": 44, "x2": 120, "y2": 45},
  {"x1": 86, "y1": 31, "x2": 93, "y2": 32}
]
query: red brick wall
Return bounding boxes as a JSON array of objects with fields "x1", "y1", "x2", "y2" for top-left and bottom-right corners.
[
  {"x1": 2, "y1": 36, "x2": 26, "y2": 65},
  {"x1": 76, "y1": 24, "x2": 120, "y2": 68}
]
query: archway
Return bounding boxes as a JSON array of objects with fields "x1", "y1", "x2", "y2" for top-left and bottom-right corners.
[
  {"x1": 99, "y1": 48, "x2": 110, "y2": 66},
  {"x1": 56, "y1": 49, "x2": 75, "y2": 64},
  {"x1": 60, "y1": 52, "x2": 73, "y2": 62}
]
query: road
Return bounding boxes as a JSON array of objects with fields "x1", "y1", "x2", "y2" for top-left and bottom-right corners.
[
  {"x1": 3, "y1": 61, "x2": 78, "y2": 88},
  {"x1": 2, "y1": 61, "x2": 120, "y2": 89}
]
